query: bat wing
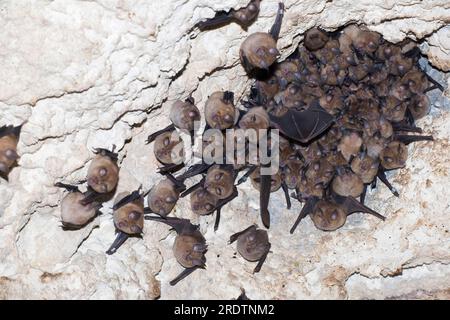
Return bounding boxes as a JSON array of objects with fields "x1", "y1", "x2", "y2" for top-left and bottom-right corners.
[
  {"x1": 270, "y1": 101, "x2": 334, "y2": 143},
  {"x1": 145, "y1": 216, "x2": 197, "y2": 235},
  {"x1": 339, "y1": 195, "x2": 386, "y2": 220},
  {"x1": 290, "y1": 196, "x2": 318, "y2": 234},
  {"x1": 259, "y1": 173, "x2": 271, "y2": 228}
]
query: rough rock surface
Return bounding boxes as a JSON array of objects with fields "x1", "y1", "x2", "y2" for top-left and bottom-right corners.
[{"x1": 0, "y1": 0, "x2": 449, "y2": 299}]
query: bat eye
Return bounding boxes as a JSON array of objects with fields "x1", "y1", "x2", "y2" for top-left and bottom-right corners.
[
  {"x1": 99, "y1": 167, "x2": 107, "y2": 177},
  {"x1": 5, "y1": 149, "x2": 18, "y2": 160},
  {"x1": 330, "y1": 210, "x2": 338, "y2": 220},
  {"x1": 215, "y1": 187, "x2": 222, "y2": 196},
  {"x1": 118, "y1": 221, "x2": 128, "y2": 229},
  {"x1": 163, "y1": 137, "x2": 170, "y2": 146},
  {"x1": 188, "y1": 111, "x2": 198, "y2": 118},
  {"x1": 224, "y1": 114, "x2": 234, "y2": 123},
  {"x1": 165, "y1": 196, "x2": 176, "y2": 203},
  {"x1": 128, "y1": 211, "x2": 141, "y2": 221},
  {"x1": 268, "y1": 47, "x2": 279, "y2": 56},
  {"x1": 215, "y1": 173, "x2": 223, "y2": 181}
]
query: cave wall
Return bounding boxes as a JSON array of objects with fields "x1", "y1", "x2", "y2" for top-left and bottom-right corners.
[{"x1": 0, "y1": 0, "x2": 449, "y2": 299}]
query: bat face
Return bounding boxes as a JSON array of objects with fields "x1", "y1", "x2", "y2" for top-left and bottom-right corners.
[
  {"x1": 364, "y1": 134, "x2": 388, "y2": 159},
  {"x1": 382, "y1": 96, "x2": 407, "y2": 122},
  {"x1": 304, "y1": 27, "x2": 329, "y2": 51},
  {"x1": 205, "y1": 91, "x2": 237, "y2": 130},
  {"x1": 297, "y1": 175, "x2": 325, "y2": 199},
  {"x1": 401, "y1": 69, "x2": 428, "y2": 95},
  {"x1": 190, "y1": 187, "x2": 219, "y2": 216},
  {"x1": 380, "y1": 141, "x2": 408, "y2": 170},
  {"x1": 255, "y1": 75, "x2": 280, "y2": 102},
  {"x1": 305, "y1": 158, "x2": 334, "y2": 186},
  {"x1": 238, "y1": 107, "x2": 270, "y2": 137},
  {"x1": 87, "y1": 154, "x2": 119, "y2": 193},
  {"x1": 153, "y1": 131, "x2": 184, "y2": 165},
  {"x1": 269, "y1": 101, "x2": 334, "y2": 144},
  {"x1": 310, "y1": 200, "x2": 347, "y2": 231},
  {"x1": 250, "y1": 169, "x2": 282, "y2": 193},
  {"x1": 338, "y1": 131, "x2": 363, "y2": 162},
  {"x1": 351, "y1": 153, "x2": 380, "y2": 184},
  {"x1": 236, "y1": 226, "x2": 269, "y2": 262},
  {"x1": 173, "y1": 233, "x2": 207, "y2": 268},
  {"x1": 113, "y1": 192, "x2": 144, "y2": 235},
  {"x1": 148, "y1": 179, "x2": 180, "y2": 216},
  {"x1": 274, "y1": 61, "x2": 301, "y2": 88},
  {"x1": 282, "y1": 159, "x2": 303, "y2": 189},
  {"x1": 204, "y1": 165, "x2": 235, "y2": 199},
  {"x1": 0, "y1": 134, "x2": 19, "y2": 175},
  {"x1": 169, "y1": 100, "x2": 201, "y2": 132},
  {"x1": 331, "y1": 168, "x2": 364, "y2": 198},
  {"x1": 409, "y1": 94, "x2": 430, "y2": 120},
  {"x1": 240, "y1": 32, "x2": 279, "y2": 71},
  {"x1": 60, "y1": 192, "x2": 97, "y2": 229},
  {"x1": 232, "y1": 0, "x2": 260, "y2": 25}
]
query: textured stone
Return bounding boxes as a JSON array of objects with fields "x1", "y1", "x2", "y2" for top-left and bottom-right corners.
[{"x1": 0, "y1": 0, "x2": 449, "y2": 299}]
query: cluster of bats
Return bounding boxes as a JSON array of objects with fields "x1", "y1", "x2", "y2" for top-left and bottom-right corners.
[{"x1": 1, "y1": 1, "x2": 444, "y2": 292}]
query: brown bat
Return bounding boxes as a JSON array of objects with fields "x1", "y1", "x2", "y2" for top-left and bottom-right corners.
[
  {"x1": 197, "y1": 0, "x2": 260, "y2": 30},
  {"x1": 55, "y1": 182, "x2": 101, "y2": 230},
  {"x1": 144, "y1": 216, "x2": 207, "y2": 286},
  {"x1": 86, "y1": 148, "x2": 119, "y2": 195},
  {"x1": 304, "y1": 27, "x2": 329, "y2": 51},
  {"x1": 0, "y1": 124, "x2": 23, "y2": 178},
  {"x1": 204, "y1": 91, "x2": 238, "y2": 130},
  {"x1": 239, "y1": 2, "x2": 284, "y2": 73},
  {"x1": 106, "y1": 189, "x2": 145, "y2": 255},
  {"x1": 147, "y1": 175, "x2": 185, "y2": 217},
  {"x1": 229, "y1": 225, "x2": 271, "y2": 273},
  {"x1": 147, "y1": 97, "x2": 200, "y2": 143}
]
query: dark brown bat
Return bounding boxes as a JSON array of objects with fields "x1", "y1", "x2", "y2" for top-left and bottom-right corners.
[
  {"x1": 144, "y1": 216, "x2": 207, "y2": 286},
  {"x1": 0, "y1": 124, "x2": 22, "y2": 177},
  {"x1": 274, "y1": 60, "x2": 301, "y2": 88},
  {"x1": 86, "y1": 148, "x2": 119, "y2": 194},
  {"x1": 238, "y1": 106, "x2": 270, "y2": 136},
  {"x1": 239, "y1": 2, "x2": 284, "y2": 73},
  {"x1": 229, "y1": 225, "x2": 271, "y2": 273},
  {"x1": 304, "y1": 27, "x2": 329, "y2": 51},
  {"x1": 55, "y1": 182, "x2": 100, "y2": 230},
  {"x1": 197, "y1": 0, "x2": 260, "y2": 30},
  {"x1": 106, "y1": 189, "x2": 145, "y2": 255},
  {"x1": 269, "y1": 100, "x2": 334, "y2": 144},
  {"x1": 350, "y1": 152, "x2": 380, "y2": 184},
  {"x1": 379, "y1": 140, "x2": 408, "y2": 170},
  {"x1": 204, "y1": 91, "x2": 237, "y2": 130}
]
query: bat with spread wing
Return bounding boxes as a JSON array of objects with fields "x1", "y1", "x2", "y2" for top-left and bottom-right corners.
[{"x1": 269, "y1": 100, "x2": 334, "y2": 143}]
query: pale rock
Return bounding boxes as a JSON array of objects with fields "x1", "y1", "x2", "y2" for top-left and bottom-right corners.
[{"x1": 0, "y1": 0, "x2": 449, "y2": 299}]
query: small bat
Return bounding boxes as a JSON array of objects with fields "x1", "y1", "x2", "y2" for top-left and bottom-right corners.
[
  {"x1": 146, "y1": 174, "x2": 184, "y2": 217},
  {"x1": 269, "y1": 100, "x2": 334, "y2": 144},
  {"x1": 197, "y1": 0, "x2": 260, "y2": 30},
  {"x1": 204, "y1": 91, "x2": 237, "y2": 130},
  {"x1": 147, "y1": 97, "x2": 200, "y2": 143},
  {"x1": 55, "y1": 182, "x2": 101, "y2": 230},
  {"x1": 304, "y1": 27, "x2": 329, "y2": 51},
  {"x1": 0, "y1": 124, "x2": 23, "y2": 177},
  {"x1": 239, "y1": 2, "x2": 284, "y2": 73},
  {"x1": 229, "y1": 225, "x2": 271, "y2": 273},
  {"x1": 86, "y1": 147, "x2": 119, "y2": 194},
  {"x1": 331, "y1": 166, "x2": 365, "y2": 198},
  {"x1": 144, "y1": 216, "x2": 207, "y2": 286},
  {"x1": 106, "y1": 189, "x2": 145, "y2": 255}
]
